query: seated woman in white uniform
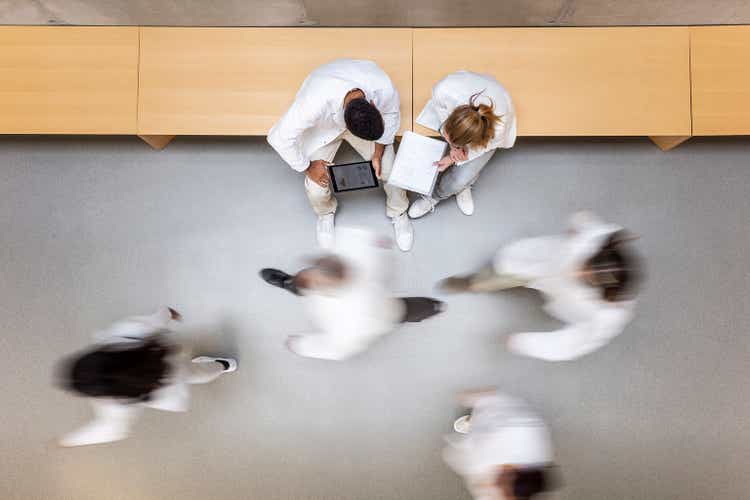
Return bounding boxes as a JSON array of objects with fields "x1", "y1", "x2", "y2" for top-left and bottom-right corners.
[
  {"x1": 259, "y1": 227, "x2": 444, "y2": 360},
  {"x1": 443, "y1": 389, "x2": 556, "y2": 500},
  {"x1": 56, "y1": 307, "x2": 237, "y2": 447},
  {"x1": 440, "y1": 212, "x2": 641, "y2": 362},
  {"x1": 409, "y1": 71, "x2": 517, "y2": 219}
]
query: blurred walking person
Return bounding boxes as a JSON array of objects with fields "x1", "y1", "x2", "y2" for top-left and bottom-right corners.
[
  {"x1": 440, "y1": 212, "x2": 641, "y2": 361},
  {"x1": 56, "y1": 307, "x2": 237, "y2": 447},
  {"x1": 443, "y1": 389, "x2": 557, "y2": 500},
  {"x1": 260, "y1": 227, "x2": 445, "y2": 360}
]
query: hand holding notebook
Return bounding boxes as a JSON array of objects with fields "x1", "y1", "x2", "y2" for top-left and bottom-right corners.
[{"x1": 387, "y1": 131, "x2": 447, "y2": 197}]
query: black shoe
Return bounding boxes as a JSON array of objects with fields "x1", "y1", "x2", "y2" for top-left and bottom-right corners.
[
  {"x1": 400, "y1": 297, "x2": 446, "y2": 323},
  {"x1": 259, "y1": 268, "x2": 299, "y2": 295}
]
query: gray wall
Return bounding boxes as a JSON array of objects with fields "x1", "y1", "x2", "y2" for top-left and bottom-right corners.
[{"x1": 2, "y1": 0, "x2": 750, "y2": 26}]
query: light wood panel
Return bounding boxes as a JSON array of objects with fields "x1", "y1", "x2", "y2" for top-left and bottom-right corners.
[
  {"x1": 0, "y1": 27, "x2": 138, "y2": 134},
  {"x1": 413, "y1": 27, "x2": 692, "y2": 137},
  {"x1": 691, "y1": 26, "x2": 750, "y2": 135},
  {"x1": 138, "y1": 28, "x2": 413, "y2": 135}
]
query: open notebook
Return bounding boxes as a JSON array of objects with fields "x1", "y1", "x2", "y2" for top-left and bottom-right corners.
[{"x1": 387, "y1": 131, "x2": 447, "y2": 196}]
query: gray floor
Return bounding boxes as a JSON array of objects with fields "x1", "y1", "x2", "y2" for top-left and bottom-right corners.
[
  {"x1": 4, "y1": 0, "x2": 750, "y2": 27},
  {"x1": 0, "y1": 136, "x2": 748, "y2": 500}
]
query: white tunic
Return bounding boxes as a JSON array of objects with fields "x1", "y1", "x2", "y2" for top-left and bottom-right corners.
[
  {"x1": 496, "y1": 212, "x2": 637, "y2": 361},
  {"x1": 292, "y1": 227, "x2": 405, "y2": 360},
  {"x1": 443, "y1": 392, "x2": 553, "y2": 500},
  {"x1": 416, "y1": 70, "x2": 517, "y2": 165},
  {"x1": 59, "y1": 308, "x2": 193, "y2": 447},
  {"x1": 268, "y1": 59, "x2": 401, "y2": 172}
]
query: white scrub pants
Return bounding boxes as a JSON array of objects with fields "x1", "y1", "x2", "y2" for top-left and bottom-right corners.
[{"x1": 304, "y1": 131, "x2": 409, "y2": 218}]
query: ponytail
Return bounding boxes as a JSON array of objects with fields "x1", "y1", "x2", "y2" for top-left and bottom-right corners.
[{"x1": 443, "y1": 91, "x2": 502, "y2": 149}]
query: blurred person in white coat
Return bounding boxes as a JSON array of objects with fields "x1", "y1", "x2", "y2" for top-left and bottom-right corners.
[
  {"x1": 56, "y1": 307, "x2": 237, "y2": 447},
  {"x1": 268, "y1": 59, "x2": 413, "y2": 251},
  {"x1": 440, "y1": 212, "x2": 641, "y2": 361},
  {"x1": 409, "y1": 71, "x2": 516, "y2": 219},
  {"x1": 443, "y1": 389, "x2": 557, "y2": 500},
  {"x1": 259, "y1": 227, "x2": 444, "y2": 360}
]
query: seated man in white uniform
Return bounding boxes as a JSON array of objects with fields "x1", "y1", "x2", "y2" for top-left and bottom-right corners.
[
  {"x1": 440, "y1": 212, "x2": 641, "y2": 362},
  {"x1": 268, "y1": 59, "x2": 413, "y2": 251},
  {"x1": 259, "y1": 227, "x2": 444, "y2": 360},
  {"x1": 443, "y1": 389, "x2": 556, "y2": 500},
  {"x1": 56, "y1": 307, "x2": 237, "y2": 447},
  {"x1": 409, "y1": 71, "x2": 516, "y2": 219}
]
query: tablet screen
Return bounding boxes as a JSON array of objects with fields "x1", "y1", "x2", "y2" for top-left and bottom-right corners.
[{"x1": 327, "y1": 161, "x2": 379, "y2": 192}]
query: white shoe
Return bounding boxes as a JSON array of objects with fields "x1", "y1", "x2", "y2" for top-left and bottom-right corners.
[
  {"x1": 455, "y1": 188, "x2": 474, "y2": 216},
  {"x1": 391, "y1": 213, "x2": 414, "y2": 251},
  {"x1": 408, "y1": 196, "x2": 438, "y2": 219},
  {"x1": 316, "y1": 213, "x2": 335, "y2": 249},
  {"x1": 453, "y1": 415, "x2": 472, "y2": 434},
  {"x1": 192, "y1": 356, "x2": 238, "y2": 372}
]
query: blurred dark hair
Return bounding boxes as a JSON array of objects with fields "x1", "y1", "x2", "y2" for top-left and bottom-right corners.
[
  {"x1": 313, "y1": 255, "x2": 348, "y2": 281},
  {"x1": 584, "y1": 230, "x2": 642, "y2": 302},
  {"x1": 510, "y1": 466, "x2": 551, "y2": 500},
  {"x1": 58, "y1": 336, "x2": 174, "y2": 401},
  {"x1": 344, "y1": 98, "x2": 384, "y2": 141}
]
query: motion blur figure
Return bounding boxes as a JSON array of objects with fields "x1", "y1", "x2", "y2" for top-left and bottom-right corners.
[
  {"x1": 260, "y1": 227, "x2": 445, "y2": 360},
  {"x1": 440, "y1": 212, "x2": 641, "y2": 361},
  {"x1": 56, "y1": 307, "x2": 237, "y2": 447},
  {"x1": 444, "y1": 389, "x2": 556, "y2": 500}
]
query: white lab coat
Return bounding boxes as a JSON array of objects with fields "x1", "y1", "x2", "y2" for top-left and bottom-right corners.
[
  {"x1": 290, "y1": 227, "x2": 405, "y2": 360},
  {"x1": 443, "y1": 392, "x2": 553, "y2": 500},
  {"x1": 59, "y1": 308, "x2": 202, "y2": 447},
  {"x1": 416, "y1": 71, "x2": 517, "y2": 165},
  {"x1": 496, "y1": 212, "x2": 637, "y2": 361},
  {"x1": 268, "y1": 59, "x2": 401, "y2": 172}
]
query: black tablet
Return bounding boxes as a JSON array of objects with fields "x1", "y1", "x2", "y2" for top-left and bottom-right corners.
[{"x1": 327, "y1": 161, "x2": 379, "y2": 193}]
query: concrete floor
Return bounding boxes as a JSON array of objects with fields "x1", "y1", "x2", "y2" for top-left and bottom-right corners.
[
  {"x1": 3, "y1": 0, "x2": 750, "y2": 26},
  {"x1": 0, "y1": 136, "x2": 749, "y2": 500}
]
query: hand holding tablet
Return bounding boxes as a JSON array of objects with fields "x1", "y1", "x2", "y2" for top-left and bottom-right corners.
[{"x1": 327, "y1": 161, "x2": 380, "y2": 193}]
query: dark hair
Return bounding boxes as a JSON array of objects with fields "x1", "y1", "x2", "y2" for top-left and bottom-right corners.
[
  {"x1": 313, "y1": 255, "x2": 348, "y2": 281},
  {"x1": 344, "y1": 98, "x2": 384, "y2": 141},
  {"x1": 511, "y1": 467, "x2": 549, "y2": 500},
  {"x1": 584, "y1": 231, "x2": 642, "y2": 302},
  {"x1": 58, "y1": 337, "x2": 174, "y2": 401}
]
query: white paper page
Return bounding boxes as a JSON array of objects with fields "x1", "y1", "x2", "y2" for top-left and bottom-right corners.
[{"x1": 388, "y1": 131, "x2": 446, "y2": 196}]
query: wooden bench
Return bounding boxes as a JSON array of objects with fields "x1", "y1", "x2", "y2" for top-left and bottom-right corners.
[
  {"x1": 413, "y1": 27, "x2": 692, "y2": 151},
  {"x1": 137, "y1": 28, "x2": 413, "y2": 149},
  {"x1": 1, "y1": 25, "x2": 750, "y2": 151},
  {"x1": 691, "y1": 26, "x2": 750, "y2": 136},
  {"x1": 0, "y1": 27, "x2": 138, "y2": 134}
]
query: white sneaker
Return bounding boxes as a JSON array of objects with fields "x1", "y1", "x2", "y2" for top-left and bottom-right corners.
[
  {"x1": 391, "y1": 213, "x2": 414, "y2": 251},
  {"x1": 192, "y1": 356, "x2": 238, "y2": 372},
  {"x1": 316, "y1": 213, "x2": 335, "y2": 249},
  {"x1": 455, "y1": 187, "x2": 474, "y2": 216},
  {"x1": 453, "y1": 415, "x2": 472, "y2": 434},
  {"x1": 408, "y1": 196, "x2": 438, "y2": 219}
]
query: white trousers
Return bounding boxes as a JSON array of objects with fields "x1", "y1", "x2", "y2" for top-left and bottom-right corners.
[{"x1": 304, "y1": 131, "x2": 409, "y2": 218}]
